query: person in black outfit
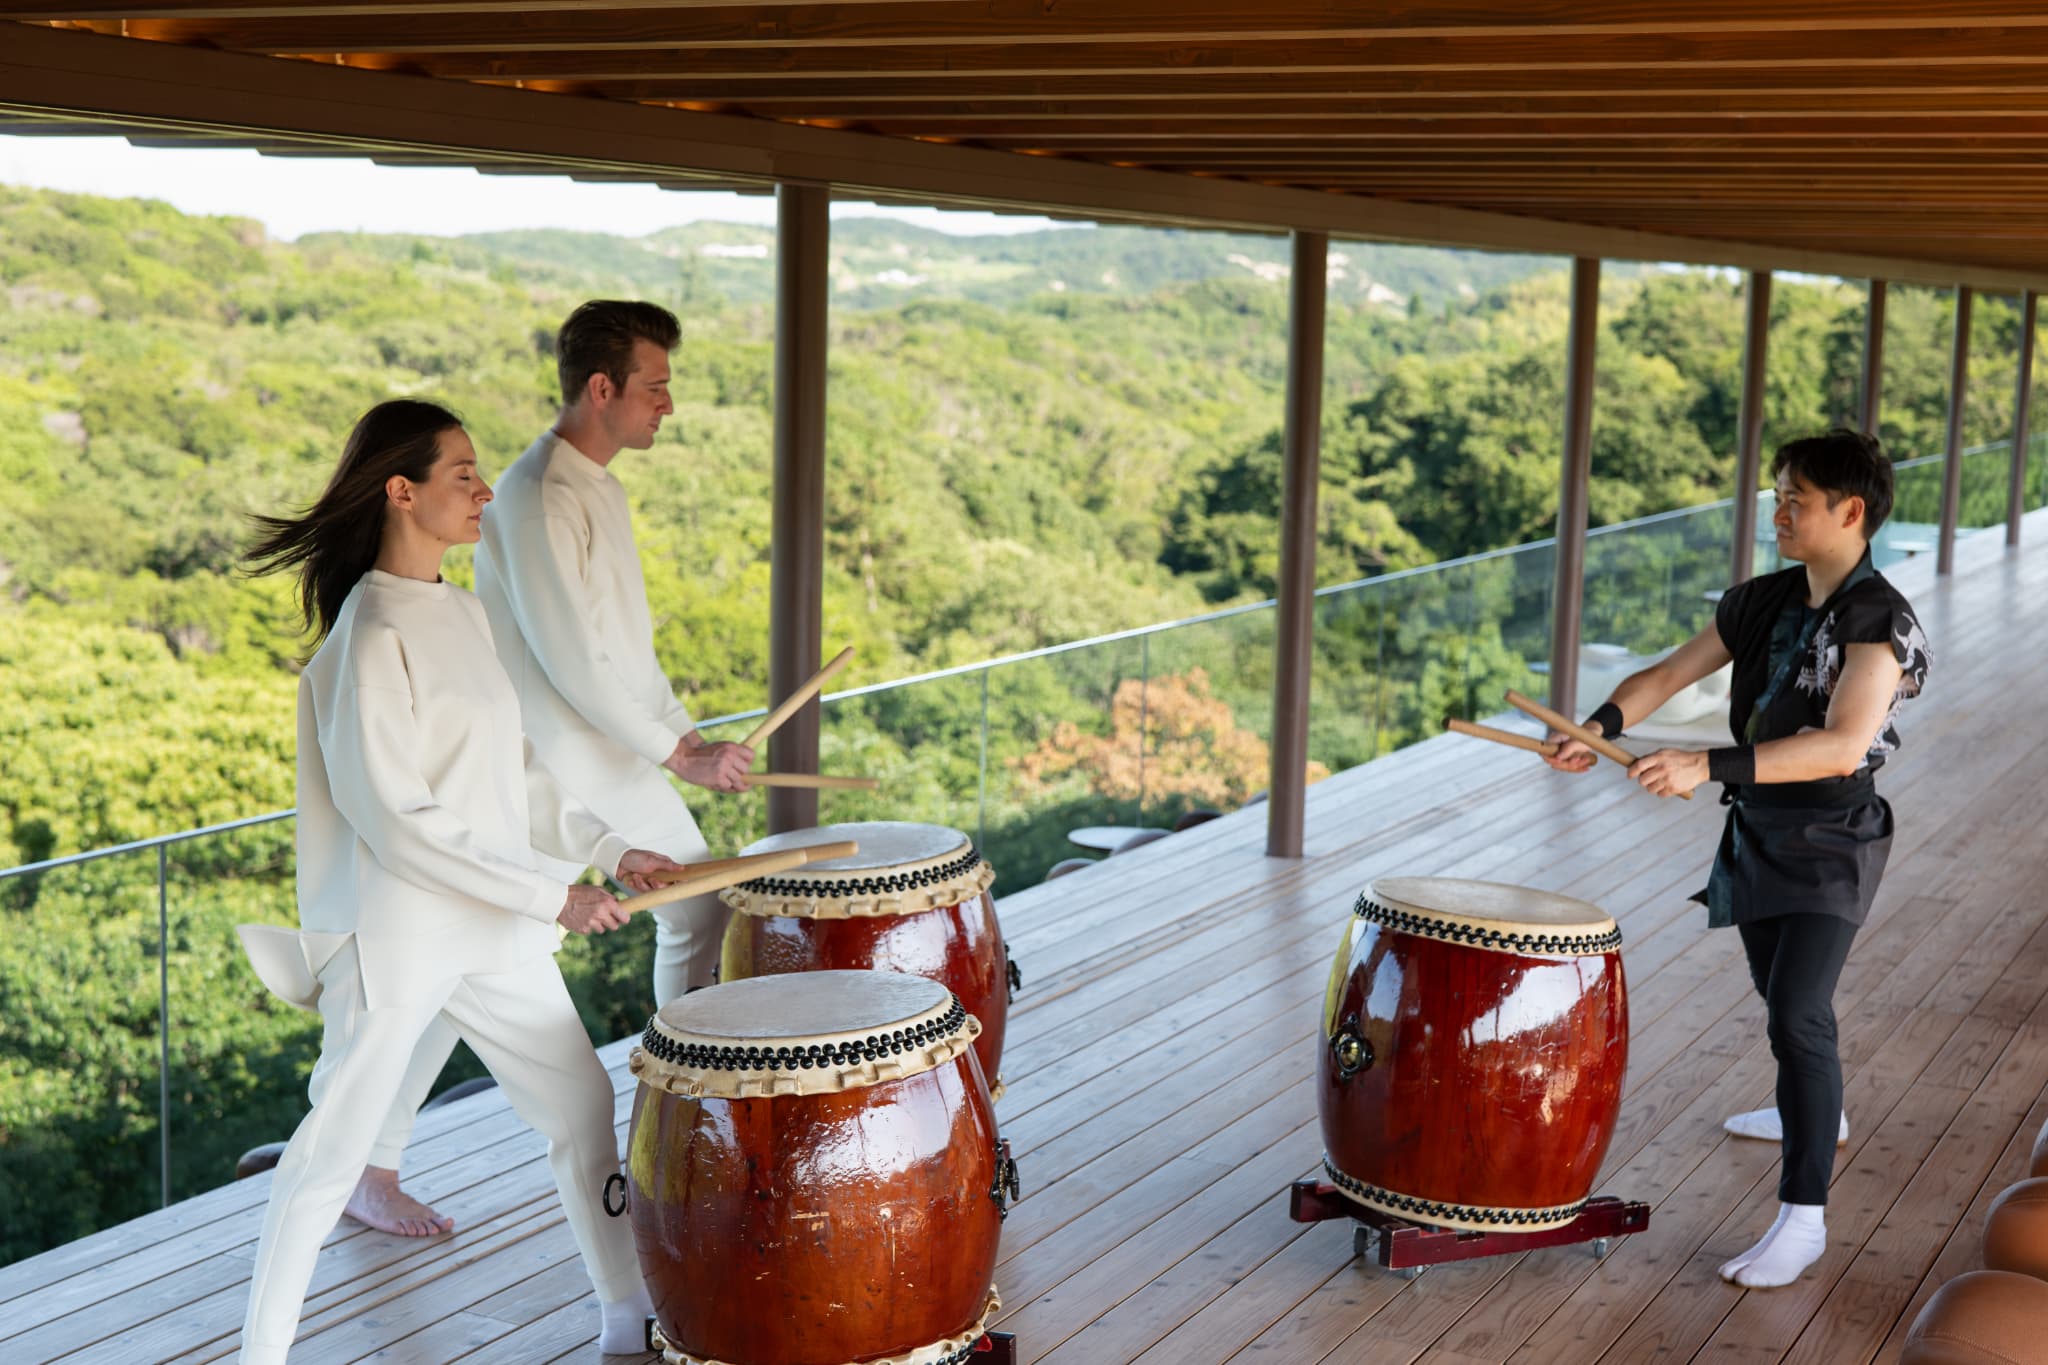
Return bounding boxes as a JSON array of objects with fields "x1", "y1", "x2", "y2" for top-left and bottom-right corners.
[{"x1": 1546, "y1": 429, "x2": 1930, "y2": 1289}]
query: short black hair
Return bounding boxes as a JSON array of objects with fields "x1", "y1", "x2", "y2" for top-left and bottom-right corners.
[
  {"x1": 555, "y1": 299, "x2": 680, "y2": 407},
  {"x1": 1770, "y1": 428, "x2": 1894, "y2": 540}
]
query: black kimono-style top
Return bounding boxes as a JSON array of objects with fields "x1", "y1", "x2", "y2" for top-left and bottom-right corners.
[{"x1": 1698, "y1": 550, "x2": 1931, "y2": 928}]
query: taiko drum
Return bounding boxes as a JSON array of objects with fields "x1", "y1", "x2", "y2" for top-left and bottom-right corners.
[
  {"x1": 1317, "y1": 876, "x2": 1629, "y2": 1232},
  {"x1": 719, "y1": 822, "x2": 1015, "y2": 1092},
  {"x1": 622, "y1": 970, "x2": 1015, "y2": 1365}
]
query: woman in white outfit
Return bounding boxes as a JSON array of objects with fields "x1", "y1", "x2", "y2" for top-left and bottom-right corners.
[{"x1": 238, "y1": 399, "x2": 671, "y2": 1362}]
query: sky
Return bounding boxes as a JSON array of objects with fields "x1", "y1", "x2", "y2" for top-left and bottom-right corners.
[{"x1": 0, "y1": 132, "x2": 1071, "y2": 241}]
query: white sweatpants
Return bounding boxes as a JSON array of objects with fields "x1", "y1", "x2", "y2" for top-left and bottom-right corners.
[
  {"x1": 532, "y1": 794, "x2": 723, "y2": 1009},
  {"x1": 240, "y1": 946, "x2": 643, "y2": 1364},
  {"x1": 650, "y1": 890, "x2": 725, "y2": 1006}
]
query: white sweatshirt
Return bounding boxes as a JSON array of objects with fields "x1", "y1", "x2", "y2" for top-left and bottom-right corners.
[
  {"x1": 473, "y1": 432, "x2": 705, "y2": 865},
  {"x1": 295, "y1": 570, "x2": 632, "y2": 1009}
]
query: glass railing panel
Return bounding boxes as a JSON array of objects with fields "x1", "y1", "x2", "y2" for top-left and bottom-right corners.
[
  {"x1": 1956, "y1": 441, "x2": 2012, "y2": 531},
  {"x1": 1, "y1": 847, "x2": 174, "y2": 1264},
  {"x1": 974, "y1": 634, "x2": 1148, "y2": 887},
  {"x1": 1306, "y1": 576, "x2": 1385, "y2": 773},
  {"x1": 1583, "y1": 502, "x2": 1733, "y2": 658},
  {"x1": 1876, "y1": 453, "x2": 1946, "y2": 569},
  {"x1": 1141, "y1": 604, "x2": 1277, "y2": 831},
  {"x1": 162, "y1": 819, "x2": 314, "y2": 1205},
  {"x1": 815, "y1": 670, "x2": 987, "y2": 843}
]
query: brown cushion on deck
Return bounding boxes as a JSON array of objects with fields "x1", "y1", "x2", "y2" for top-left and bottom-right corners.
[
  {"x1": 1902, "y1": 1270, "x2": 2048, "y2": 1364},
  {"x1": 1983, "y1": 1179, "x2": 2048, "y2": 1281}
]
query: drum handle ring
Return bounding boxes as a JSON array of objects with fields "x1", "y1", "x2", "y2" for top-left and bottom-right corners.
[
  {"x1": 1007, "y1": 947, "x2": 1023, "y2": 1003},
  {"x1": 603, "y1": 1172, "x2": 628, "y2": 1218},
  {"x1": 991, "y1": 1138, "x2": 1022, "y2": 1220},
  {"x1": 1331, "y1": 1014, "x2": 1374, "y2": 1081}
]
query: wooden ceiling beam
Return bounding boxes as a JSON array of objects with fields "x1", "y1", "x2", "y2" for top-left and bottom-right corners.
[
  {"x1": 1306, "y1": 170, "x2": 2048, "y2": 186},
  {"x1": 620, "y1": 65, "x2": 2048, "y2": 104},
  {"x1": 672, "y1": 95, "x2": 2048, "y2": 121},
  {"x1": 631, "y1": 95, "x2": 2048, "y2": 121},
  {"x1": 85, "y1": 15, "x2": 2048, "y2": 72},
  {"x1": 10, "y1": 19, "x2": 2048, "y2": 291},
  {"x1": 1135, "y1": 149, "x2": 2048, "y2": 165},
  {"x1": 12, "y1": 0, "x2": 2048, "y2": 35},
  {"x1": 194, "y1": 27, "x2": 2048, "y2": 74},
  {"x1": 819, "y1": 115, "x2": 2048, "y2": 140}
]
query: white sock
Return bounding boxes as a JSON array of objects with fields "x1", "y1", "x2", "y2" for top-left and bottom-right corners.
[
  {"x1": 1722, "y1": 1107, "x2": 1849, "y2": 1144},
  {"x1": 598, "y1": 1286, "x2": 655, "y2": 1355},
  {"x1": 1721, "y1": 1203, "x2": 1827, "y2": 1288},
  {"x1": 1716, "y1": 1203, "x2": 1790, "y2": 1278}
]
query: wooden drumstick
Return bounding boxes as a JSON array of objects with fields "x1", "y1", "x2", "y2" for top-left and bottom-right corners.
[
  {"x1": 743, "y1": 646, "x2": 854, "y2": 751},
  {"x1": 620, "y1": 840, "x2": 858, "y2": 915},
  {"x1": 1444, "y1": 717, "x2": 1562, "y2": 759},
  {"x1": 1503, "y1": 689, "x2": 1693, "y2": 800},
  {"x1": 739, "y1": 773, "x2": 880, "y2": 791}
]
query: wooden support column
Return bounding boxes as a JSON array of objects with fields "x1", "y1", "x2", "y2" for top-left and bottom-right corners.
[
  {"x1": 767, "y1": 184, "x2": 829, "y2": 833},
  {"x1": 2008, "y1": 290, "x2": 2038, "y2": 549},
  {"x1": 1938, "y1": 285, "x2": 1972, "y2": 576},
  {"x1": 1861, "y1": 279, "x2": 1887, "y2": 437},
  {"x1": 1266, "y1": 230, "x2": 1325, "y2": 860},
  {"x1": 1548, "y1": 257, "x2": 1600, "y2": 723},
  {"x1": 1731, "y1": 270, "x2": 1772, "y2": 584}
]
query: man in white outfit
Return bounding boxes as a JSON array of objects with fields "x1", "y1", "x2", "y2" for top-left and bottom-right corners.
[
  {"x1": 338, "y1": 303, "x2": 751, "y2": 1241},
  {"x1": 475, "y1": 298, "x2": 752, "y2": 1002}
]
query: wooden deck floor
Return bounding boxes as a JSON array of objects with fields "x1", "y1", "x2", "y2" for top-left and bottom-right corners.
[{"x1": 5, "y1": 518, "x2": 2045, "y2": 1364}]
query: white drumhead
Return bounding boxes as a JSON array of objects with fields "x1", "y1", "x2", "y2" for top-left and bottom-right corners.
[
  {"x1": 656, "y1": 968, "x2": 950, "y2": 1046},
  {"x1": 742, "y1": 821, "x2": 968, "y2": 872},
  {"x1": 723, "y1": 821, "x2": 995, "y2": 920},
  {"x1": 1369, "y1": 877, "x2": 1614, "y2": 934}
]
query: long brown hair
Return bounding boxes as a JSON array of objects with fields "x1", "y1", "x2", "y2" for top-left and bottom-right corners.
[{"x1": 244, "y1": 399, "x2": 464, "y2": 640}]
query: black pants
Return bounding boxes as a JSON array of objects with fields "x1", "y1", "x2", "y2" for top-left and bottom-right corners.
[{"x1": 1737, "y1": 913, "x2": 1859, "y2": 1206}]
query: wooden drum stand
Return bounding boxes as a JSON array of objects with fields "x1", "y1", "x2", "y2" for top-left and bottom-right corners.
[{"x1": 1287, "y1": 1181, "x2": 1650, "y2": 1278}]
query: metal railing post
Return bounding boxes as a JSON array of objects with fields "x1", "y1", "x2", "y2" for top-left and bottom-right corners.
[
  {"x1": 158, "y1": 843, "x2": 171, "y2": 1209},
  {"x1": 977, "y1": 669, "x2": 989, "y2": 852}
]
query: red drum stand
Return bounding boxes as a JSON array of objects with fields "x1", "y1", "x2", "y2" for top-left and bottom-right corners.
[{"x1": 1287, "y1": 1182, "x2": 1650, "y2": 1278}]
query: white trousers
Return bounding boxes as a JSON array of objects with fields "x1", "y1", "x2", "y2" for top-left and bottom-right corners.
[
  {"x1": 240, "y1": 946, "x2": 643, "y2": 1364},
  {"x1": 365, "y1": 831, "x2": 722, "y2": 1164},
  {"x1": 535, "y1": 801, "x2": 723, "y2": 1010}
]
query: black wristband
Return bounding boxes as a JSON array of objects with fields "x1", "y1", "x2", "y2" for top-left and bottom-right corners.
[
  {"x1": 1707, "y1": 746, "x2": 1757, "y2": 786},
  {"x1": 1584, "y1": 702, "x2": 1625, "y2": 739}
]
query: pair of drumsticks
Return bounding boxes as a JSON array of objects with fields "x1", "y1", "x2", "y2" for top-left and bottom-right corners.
[
  {"x1": 621, "y1": 647, "x2": 878, "y2": 915},
  {"x1": 731, "y1": 645, "x2": 880, "y2": 794},
  {"x1": 1446, "y1": 689, "x2": 1693, "y2": 800}
]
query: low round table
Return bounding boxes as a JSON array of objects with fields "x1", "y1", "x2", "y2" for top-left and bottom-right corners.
[{"x1": 1067, "y1": 825, "x2": 1165, "y2": 854}]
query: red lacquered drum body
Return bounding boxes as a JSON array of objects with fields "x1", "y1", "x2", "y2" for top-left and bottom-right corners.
[
  {"x1": 625, "y1": 971, "x2": 1010, "y2": 1365},
  {"x1": 1316, "y1": 877, "x2": 1628, "y2": 1232},
  {"x1": 721, "y1": 822, "x2": 1013, "y2": 1089}
]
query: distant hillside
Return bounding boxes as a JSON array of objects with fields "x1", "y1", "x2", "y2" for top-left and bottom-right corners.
[{"x1": 307, "y1": 217, "x2": 1567, "y2": 313}]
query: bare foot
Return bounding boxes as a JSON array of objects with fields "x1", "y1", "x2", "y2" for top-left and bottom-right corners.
[{"x1": 344, "y1": 1166, "x2": 454, "y2": 1237}]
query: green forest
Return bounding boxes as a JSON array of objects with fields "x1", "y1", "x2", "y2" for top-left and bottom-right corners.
[{"x1": 1, "y1": 182, "x2": 2042, "y2": 1264}]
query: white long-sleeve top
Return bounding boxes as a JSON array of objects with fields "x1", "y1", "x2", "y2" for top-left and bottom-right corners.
[
  {"x1": 295, "y1": 570, "x2": 633, "y2": 1010},
  {"x1": 473, "y1": 433, "x2": 705, "y2": 865}
]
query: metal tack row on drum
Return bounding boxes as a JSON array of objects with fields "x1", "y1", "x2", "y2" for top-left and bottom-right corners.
[{"x1": 1291, "y1": 876, "x2": 1652, "y2": 1274}]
